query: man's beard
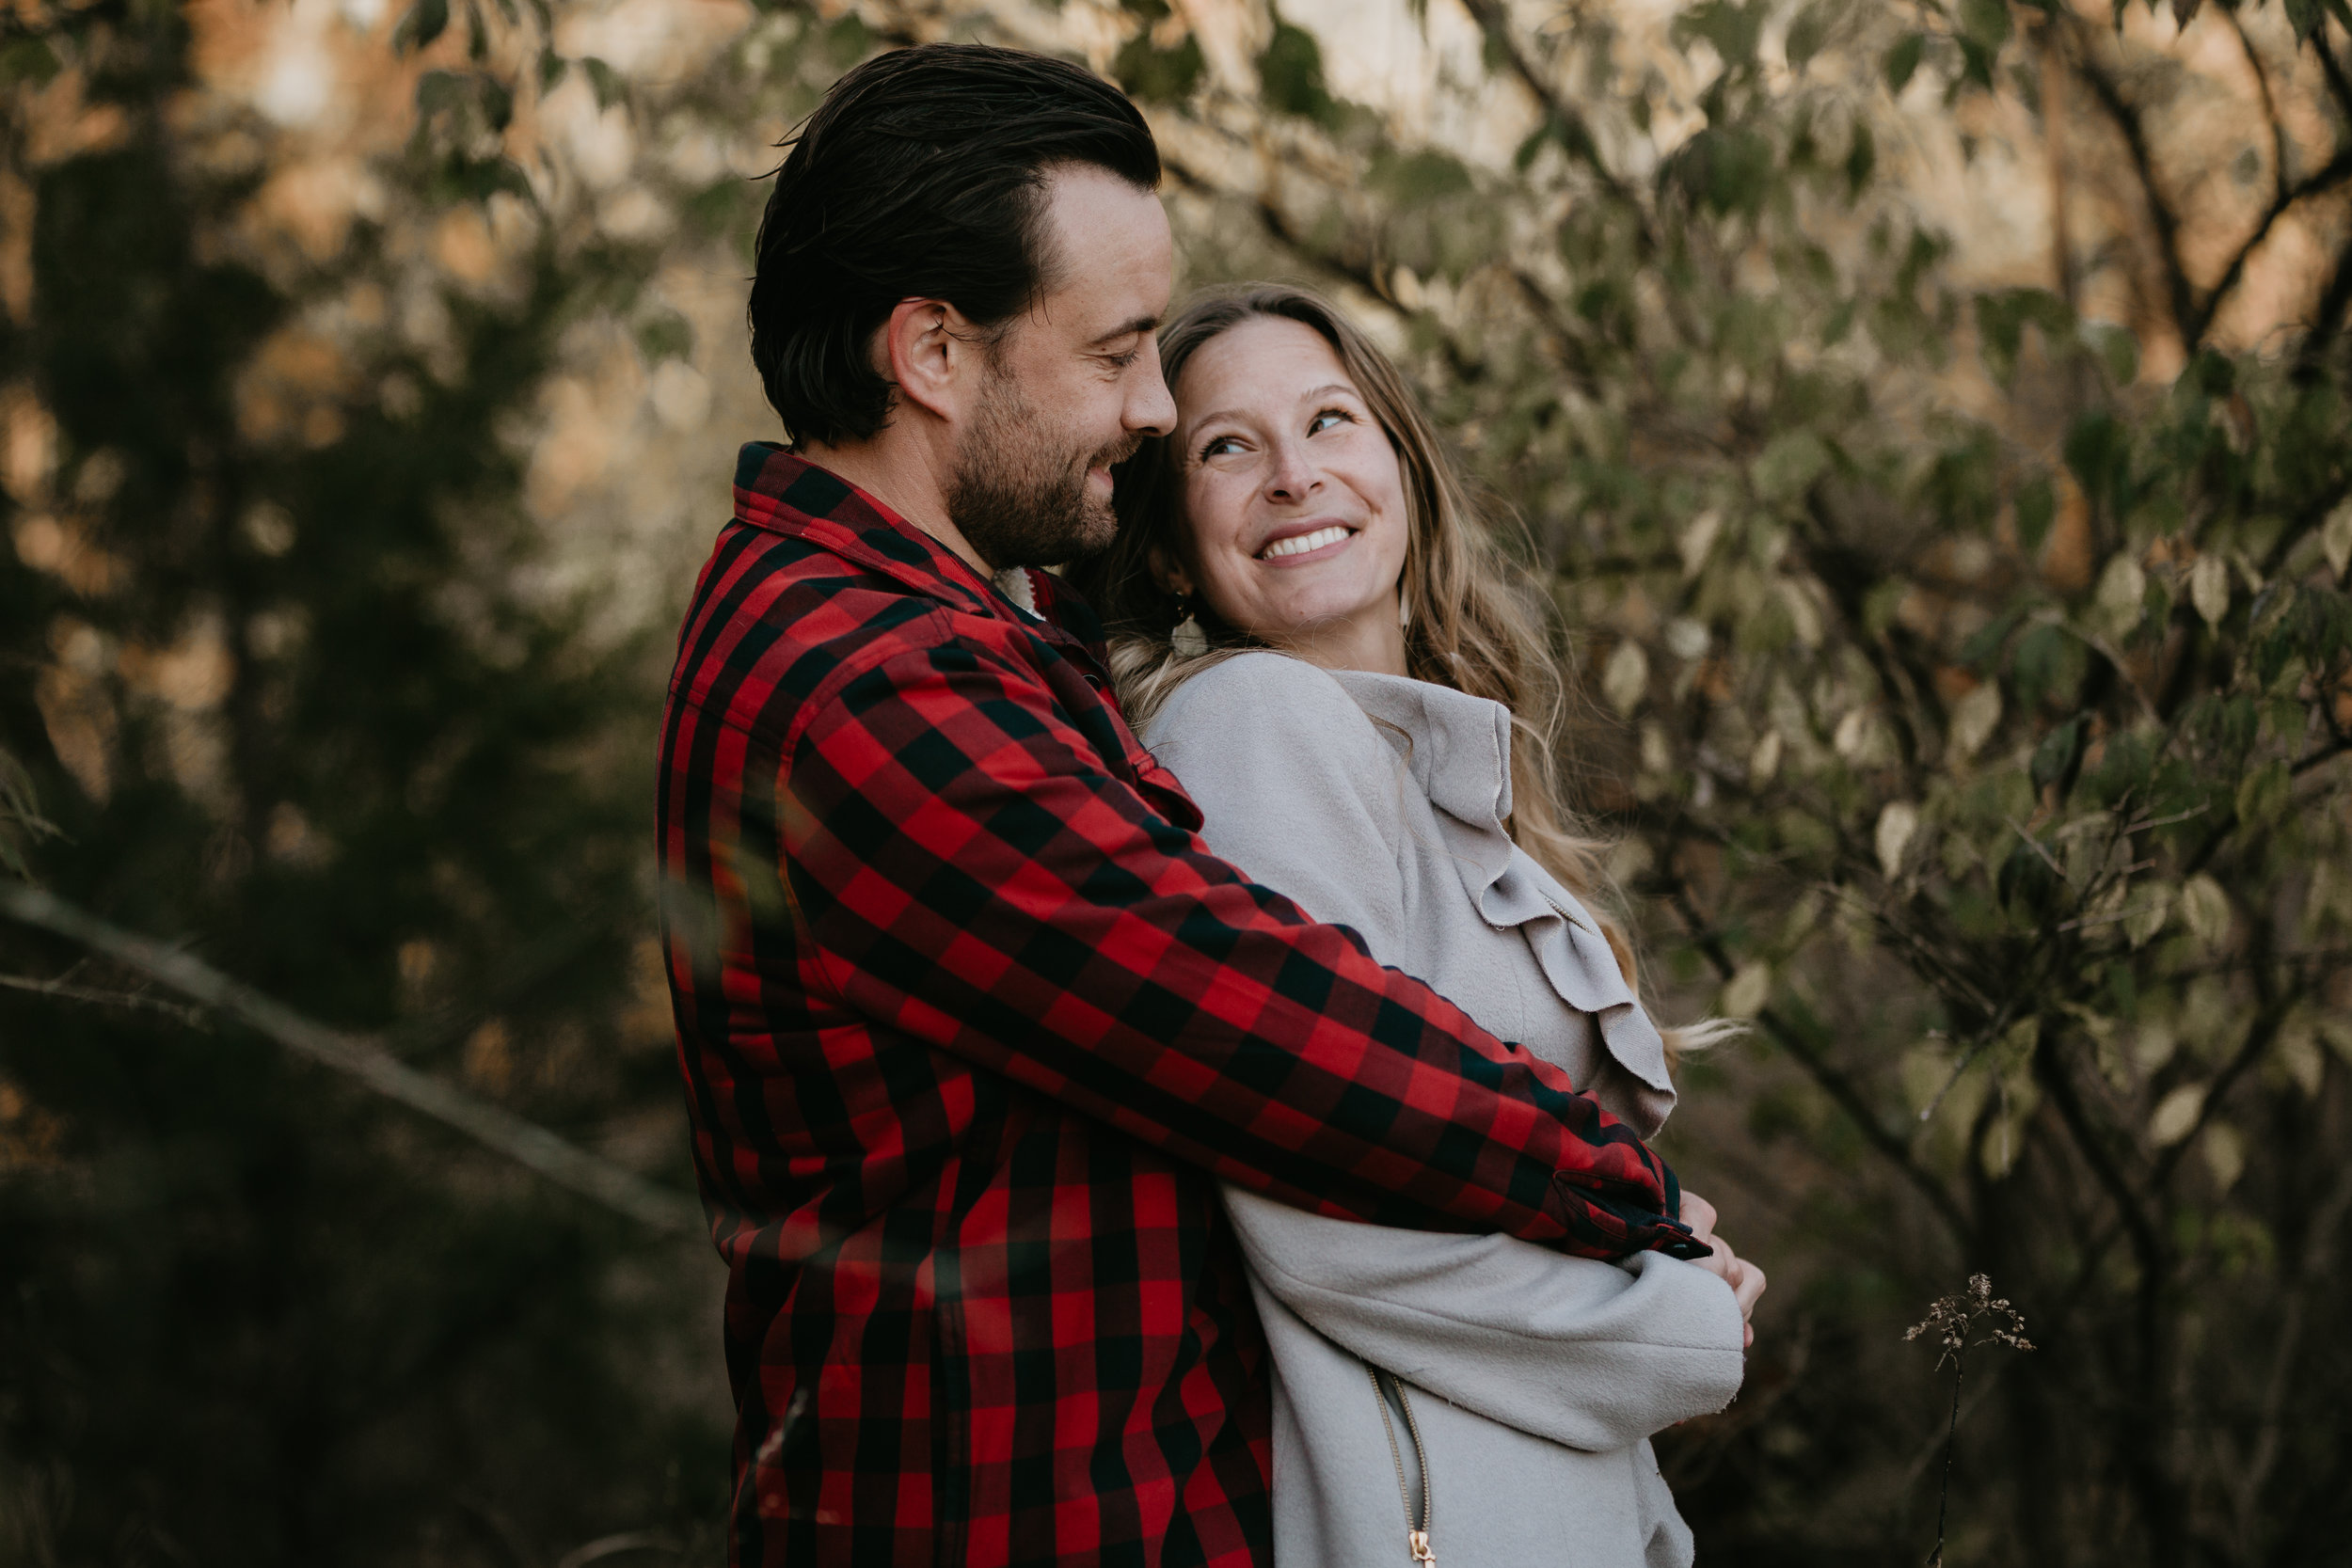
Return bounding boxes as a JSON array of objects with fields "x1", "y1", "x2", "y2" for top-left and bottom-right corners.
[{"x1": 945, "y1": 370, "x2": 1137, "y2": 571}]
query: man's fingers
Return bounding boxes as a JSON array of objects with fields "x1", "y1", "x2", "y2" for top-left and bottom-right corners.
[{"x1": 1681, "y1": 1192, "x2": 1719, "y2": 1234}]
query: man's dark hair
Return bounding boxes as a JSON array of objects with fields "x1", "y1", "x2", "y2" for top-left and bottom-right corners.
[{"x1": 749, "y1": 44, "x2": 1161, "y2": 447}]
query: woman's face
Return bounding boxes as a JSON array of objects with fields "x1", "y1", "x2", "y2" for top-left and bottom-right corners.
[{"x1": 1165, "y1": 316, "x2": 1410, "y2": 673}]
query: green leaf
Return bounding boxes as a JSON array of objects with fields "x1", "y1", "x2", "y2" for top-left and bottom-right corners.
[
  {"x1": 395, "y1": 0, "x2": 451, "y2": 52},
  {"x1": 1786, "y1": 2, "x2": 1832, "y2": 71},
  {"x1": 582, "y1": 56, "x2": 626, "y2": 111},
  {"x1": 0, "y1": 36, "x2": 61, "y2": 86},
  {"x1": 1752, "y1": 430, "x2": 1831, "y2": 500},
  {"x1": 1962, "y1": 0, "x2": 2014, "y2": 46},
  {"x1": 2234, "y1": 758, "x2": 2290, "y2": 829},
  {"x1": 1115, "y1": 28, "x2": 1205, "y2": 103},
  {"x1": 1845, "y1": 121, "x2": 1876, "y2": 199},
  {"x1": 2064, "y1": 410, "x2": 2129, "y2": 520},
  {"x1": 636, "y1": 310, "x2": 692, "y2": 364},
  {"x1": 1885, "y1": 33, "x2": 1926, "y2": 94},
  {"x1": 2031, "y1": 715, "x2": 2089, "y2": 798},
  {"x1": 1674, "y1": 0, "x2": 1768, "y2": 68},
  {"x1": 2080, "y1": 321, "x2": 2139, "y2": 386},
  {"x1": 1977, "y1": 288, "x2": 2074, "y2": 386},
  {"x1": 2013, "y1": 622, "x2": 2086, "y2": 709},
  {"x1": 1962, "y1": 607, "x2": 2022, "y2": 670},
  {"x1": 1667, "y1": 127, "x2": 1776, "y2": 217},
  {"x1": 2015, "y1": 474, "x2": 2057, "y2": 554},
  {"x1": 1259, "y1": 21, "x2": 1340, "y2": 126}
]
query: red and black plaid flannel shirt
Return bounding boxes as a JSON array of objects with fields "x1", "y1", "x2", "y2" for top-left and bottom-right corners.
[{"x1": 658, "y1": 444, "x2": 1702, "y2": 1568}]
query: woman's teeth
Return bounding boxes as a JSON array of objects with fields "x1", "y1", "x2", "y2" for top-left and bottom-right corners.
[{"x1": 1259, "y1": 525, "x2": 1351, "y2": 560}]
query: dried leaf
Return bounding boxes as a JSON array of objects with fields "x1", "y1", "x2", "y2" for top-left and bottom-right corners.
[
  {"x1": 2190, "y1": 554, "x2": 2230, "y2": 627},
  {"x1": 2096, "y1": 554, "x2": 2146, "y2": 626},
  {"x1": 1602, "y1": 640, "x2": 1649, "y2": 717},
  {"x1": 2323, "y1": 499, "x2": 2352, "y2": 583},
  {"x1": 2150, "y1": 1083, "x2": 2205, "y2": 1146},
  {"x1": 1678, "y1": 508, "x2": 1724, "y2": 579},
  {"x1": 1948, "y1": 681, "x2": 2002, "y2": 761},
  {"x1": 1876, "y1": 800, "x2": 1920, "y2": 879},
  {"x1": 2177, "y1": 874, "x2": 2232, "y2": 948},
  {"x1": 1723, "y1": 961, "x2": 1772, "y2": 1018}
]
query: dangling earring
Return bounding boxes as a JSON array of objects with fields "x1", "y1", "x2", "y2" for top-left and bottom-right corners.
[{"x1": 1171, "y1": 593, "x2": 1208, "y2": 657}]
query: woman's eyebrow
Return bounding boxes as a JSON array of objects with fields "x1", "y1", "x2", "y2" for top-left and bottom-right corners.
[{"x1": 1183, "y1": 384, "x2": 1364, "y2": 436}]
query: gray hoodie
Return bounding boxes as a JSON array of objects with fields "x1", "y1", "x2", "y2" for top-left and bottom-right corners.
[{"x1": 1144, "y1": 652, "x2": 1746, "y2": 1568}]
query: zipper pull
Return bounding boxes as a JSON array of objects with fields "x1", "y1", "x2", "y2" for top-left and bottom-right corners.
[{"x1": 1408, "y1": 1528, "x2": 1435, "y2": 1565}]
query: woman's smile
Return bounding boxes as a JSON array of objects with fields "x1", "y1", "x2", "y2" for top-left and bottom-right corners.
[{"x1": 1257, "y1": 521, "x2": 1358, "y2": 561}]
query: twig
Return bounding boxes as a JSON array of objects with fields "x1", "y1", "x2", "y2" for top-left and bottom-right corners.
[
  {"x1": 2066, "y1": 26, "x2": 2199, "y2": 347},
  {"x1": 0, "y1": 880, "x2": 704, "y2": 1237},
  {"x1": 2194, "y1": 150, "x2": 2352, "y2": 345},
  {"x1": 1453, "y1": 0, "x2": 1640, "y2": 211},
  {"x1": 554, "y1": 1531, "x2": 681, "y2": 1568},
  {"x1": 2006, "y1": 816, "x2": 2070, "y2": 882},
  {"x1": 1668, "y1": 882, "x2": 1973, "y2": 1241},
  {"x1": 0, "y1": 968, "x2": 207, "y2": 1023}
]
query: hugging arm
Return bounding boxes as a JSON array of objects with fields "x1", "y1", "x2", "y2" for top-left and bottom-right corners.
[{"x1": 773, "y1": 639, "x2": 1701, "y2": 1256}]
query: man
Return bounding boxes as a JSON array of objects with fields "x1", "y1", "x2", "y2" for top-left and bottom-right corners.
[{"x1": 658, "y1": 42, "x2": 1758, "y2": 1568}]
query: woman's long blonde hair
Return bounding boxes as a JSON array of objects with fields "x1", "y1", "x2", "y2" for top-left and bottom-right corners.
[{"x1": 1082, "y1": 283, "x2": 1678, "y2": 1021}]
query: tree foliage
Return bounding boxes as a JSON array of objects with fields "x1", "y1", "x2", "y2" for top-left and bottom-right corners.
[{"x1": 4, "y1": 0, "x2": 2350, "y2": 1562}]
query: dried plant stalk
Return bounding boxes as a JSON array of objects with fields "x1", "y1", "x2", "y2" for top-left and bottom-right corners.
[{"x1": 1905, "y1": 1275, "x2": 2035, "y2": 1567}]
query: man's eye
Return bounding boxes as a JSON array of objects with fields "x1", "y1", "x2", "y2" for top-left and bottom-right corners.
[{"x1": 1104, "y1": 350, "x2": 1140, "y2": 371}]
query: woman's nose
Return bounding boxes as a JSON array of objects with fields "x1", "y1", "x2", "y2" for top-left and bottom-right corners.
[{"x1": 1263, "y1": 440, "x2": 1320, "y2": 502}]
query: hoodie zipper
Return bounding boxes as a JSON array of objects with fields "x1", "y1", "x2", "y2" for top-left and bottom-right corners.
[{"x1": 1368, "y1": 1365, "x2": 1436, "y2": 1565}]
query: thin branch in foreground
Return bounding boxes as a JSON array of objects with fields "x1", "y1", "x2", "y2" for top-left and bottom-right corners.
[
  {"x1": 0, "y1": 968, "x2": 207, "y2": 1024},
  {"x1": 1666, "y1": 879, "x2": 1974, "y2": 1241},
  {"x1": 2066, "y1": 25, "x2": 2199, "y2": 347},
  {"x1": 0, "y1": 879, "x2": 704, "y2": 1237}
]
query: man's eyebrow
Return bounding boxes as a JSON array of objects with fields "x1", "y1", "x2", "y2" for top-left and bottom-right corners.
[{"x1": 1089, "y1": 316, "x2": 1160, "y2": 347}]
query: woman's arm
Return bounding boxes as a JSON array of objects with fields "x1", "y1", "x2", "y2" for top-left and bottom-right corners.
[
  {"x1": 1151, "y1": 653, "x2": 1745, "y2": 1447},
  {"x1": 1226, "y1": 1187, "x2": 1744, "y2": 1449}
]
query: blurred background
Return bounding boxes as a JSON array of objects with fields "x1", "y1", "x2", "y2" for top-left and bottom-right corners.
[{"x1": 4, "y1": 0, "x2": 2350, "y2": 1561}]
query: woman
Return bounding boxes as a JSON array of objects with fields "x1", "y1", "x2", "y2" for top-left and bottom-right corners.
[{"x1": 1083, "y1": 285, "x2": 1763, "y2": 1567}]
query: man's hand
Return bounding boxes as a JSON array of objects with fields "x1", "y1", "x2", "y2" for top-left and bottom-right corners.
[{"x1": 1679, "y1": 1191, "x2": 1766, "y2": 1350}]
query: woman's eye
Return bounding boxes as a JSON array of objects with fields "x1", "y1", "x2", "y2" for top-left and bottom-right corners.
[
  {"x1": 1199, "y1": 435, "x2": 1243, "y2": 460},
  {"x1": 1308, "y1": 408, "x2": 1354, "y2": 436}
]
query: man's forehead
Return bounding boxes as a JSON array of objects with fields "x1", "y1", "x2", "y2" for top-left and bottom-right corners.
[{"x1": 1032, "y1": 166, "x2": 1172, "y2": 336}]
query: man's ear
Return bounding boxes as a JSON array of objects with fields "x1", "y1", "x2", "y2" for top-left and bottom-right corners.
[{"x1": 878, "y1": 298, "x2": 977, "y2": 424}]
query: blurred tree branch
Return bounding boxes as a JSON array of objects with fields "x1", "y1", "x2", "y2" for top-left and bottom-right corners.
[{"x1": 0, "y1": 880, "x2": 702, "y2": 1236}]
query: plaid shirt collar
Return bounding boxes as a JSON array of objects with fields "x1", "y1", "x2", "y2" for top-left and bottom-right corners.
[{"x1": 730, "y1": 440, "x2": 1110, "y2": 663}]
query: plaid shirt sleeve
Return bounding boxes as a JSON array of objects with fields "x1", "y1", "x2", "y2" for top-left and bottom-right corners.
[{"x1": 780, "y1": 633, "x2": 1700, "y2": 1257}]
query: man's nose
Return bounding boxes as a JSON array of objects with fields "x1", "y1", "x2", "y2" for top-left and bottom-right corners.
[{"x1": 1126, "y1": 350, "x2": 1177, "y2": 436}]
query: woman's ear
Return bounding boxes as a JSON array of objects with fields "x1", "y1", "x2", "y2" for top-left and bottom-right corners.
[{"x1": 1147, "y1": 544, "x2": 1193, "y2": 598}]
